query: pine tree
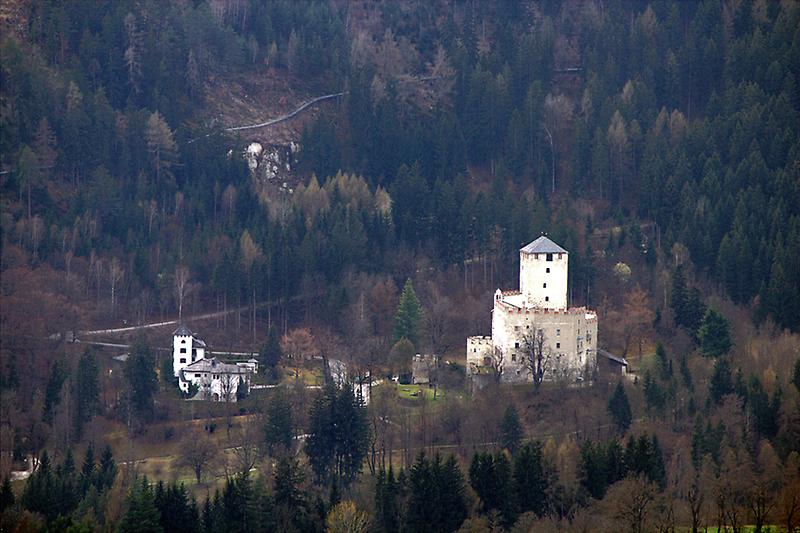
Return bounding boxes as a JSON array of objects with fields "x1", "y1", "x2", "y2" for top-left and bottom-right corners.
[
  {"x1": 698, "y1": 308, "x2": 732, "y2": 357},
  {"x1": 125, "y1": 338, "x2": 158, "y2": 420},
  {"x1": 500, "y1": 405, "x2": 523, "y2": 454},
  {"x1": 264, "y1": 389, "x2": 294, "y2": 456},
  {"x1": 119, "y1": 477, "x2": 162, "y2": 533},
  {"x1": 643, "y1": 371, "x2": 665, "y2": 414},
  {"x1": 0, "y1": 477, "x2": 15, "y2": 513},
  {"x1": 513, "y1": 441, "x2": 549, "y2": 517},
  {"x1": 670, "y1": 266, "x2": 688, "y2": 327},
  {"x1": 259, "y1": 327, "x2": 283, "y2": 381},
  {"x1": 655, "y1": 343, "x2": 671, "y2": 379},
  {"x1": 393, "y1": 279, "x2": 422, "y2": 347},
  {"x1": 608, "y1": 382, "x2": 632, "y2": 433},
  {"x1": 793, "y1": 358, "x2": 800, "y2": 393},
  {"x1": 73, "y1": 349, "x2": 99, "y2": 438},
  {"x1": 42, "y1": 359, "x2": 67, "y2": 424},
  {"x1": 709, "y1": 357, "x2": 734, "y2": 405}
]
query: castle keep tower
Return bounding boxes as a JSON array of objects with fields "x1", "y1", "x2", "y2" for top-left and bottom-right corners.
[{"x1": 519, "y1": 236, "x2": 568, "y2": 309}]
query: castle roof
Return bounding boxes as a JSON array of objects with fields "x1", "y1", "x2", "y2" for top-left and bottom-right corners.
[
  {"x1": 173, "y1": 323, "x2": 193, "y2": 336},
  {"x1": 520, "y1": 236, "x2": 567, "y2": 255},
  {"x1": 182, "y1": 357, "x2": 247, "y2": 375}
]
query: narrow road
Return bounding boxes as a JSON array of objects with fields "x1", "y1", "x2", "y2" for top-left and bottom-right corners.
[{"x1": 224, "y1": 92, "x2": 345, "y2": 132}]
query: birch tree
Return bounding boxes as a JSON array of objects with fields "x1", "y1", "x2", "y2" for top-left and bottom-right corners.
[{"x1": 174, "y1": 265, "x2": 191, "y2": 320}]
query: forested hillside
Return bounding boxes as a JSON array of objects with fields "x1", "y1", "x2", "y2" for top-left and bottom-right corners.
[{"x1": 1, "y1": 1, "x2": 799, "y2": 532}]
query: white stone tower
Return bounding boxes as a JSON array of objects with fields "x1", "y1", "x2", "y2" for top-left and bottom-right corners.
[
  {"x1": 519, "y1": 235, "x2": 568, "y2": 309},
  {"x1": 172, "y1": 324, "x2": 206, "y2": 377}
]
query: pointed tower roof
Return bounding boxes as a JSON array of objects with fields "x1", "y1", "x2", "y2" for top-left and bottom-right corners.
[
  {"x1": 520, "y1": 235, "x2": 567, "y2": 254},
  {"x1": 173, "y1": 323, "x2": 193, "y2": 336}
]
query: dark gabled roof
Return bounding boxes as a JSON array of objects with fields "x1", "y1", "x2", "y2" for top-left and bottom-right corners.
[
  {"x1": 192, "y1": 338, "x2": 207, "y2": 348},
  {"x1": 173, "y1": 324, "x2": 193, "y2": 336},
  {"x1": 520, "y1": 235, "x2": 568, "y2": 255}
]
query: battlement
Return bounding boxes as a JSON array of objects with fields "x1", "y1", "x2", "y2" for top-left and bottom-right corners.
[
  {"x1": 467, "y1": 335, "x2": 493, "y2": 344},
  {"x1": 495, "y1": 301, "x2": 598, "y2": 317}
]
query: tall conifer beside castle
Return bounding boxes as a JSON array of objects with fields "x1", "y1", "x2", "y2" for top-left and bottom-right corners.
[{"x1": 394, "y1": 279, "x2": 422, "y2": 348}]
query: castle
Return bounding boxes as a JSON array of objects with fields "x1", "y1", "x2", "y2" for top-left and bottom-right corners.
[
  {"x1": 467, "y1": 236, "x2": 598, "y2": 384},
  {"x1": 172, "y1": 325, "x2": 257, "y2": 401}
]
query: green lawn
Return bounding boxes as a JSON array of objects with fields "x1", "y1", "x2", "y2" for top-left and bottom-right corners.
[{"x1": 396, "y1": 383, "x2": 445, "y2": 401}]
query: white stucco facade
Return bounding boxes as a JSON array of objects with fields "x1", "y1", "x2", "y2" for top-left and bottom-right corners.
[
  {"x1": 179, "y1": 357, "x2": 251, "y2": 401},
  {"x1": 467, "y1": 236, "x2": 598, "y2": 384},
  {"x1": 172, "y1": 324, "x2": 206, "y2": 378}
]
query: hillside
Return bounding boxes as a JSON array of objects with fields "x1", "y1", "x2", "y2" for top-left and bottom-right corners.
[{"x1": 1, "y1": 1, "x2": 799, "y2": 532}]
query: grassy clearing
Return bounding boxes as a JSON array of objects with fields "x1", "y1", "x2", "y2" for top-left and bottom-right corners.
[{"x1": 396, "y1": 383, "x2": 445, "y2": 401}]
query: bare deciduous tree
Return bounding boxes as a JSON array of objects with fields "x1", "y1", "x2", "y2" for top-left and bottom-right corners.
[
  {"x1": 174, "y1": 265, "x2": 191, "y2": 320},
  {"x1": 109, "y1": 257, "x2": 124, "y2": 316},
  {"x1": 177, "y1": 434, "x2": 218, "y2": 483},
  {"x1": 522, "y1": 328, "x2": 551, "y2": 393}
]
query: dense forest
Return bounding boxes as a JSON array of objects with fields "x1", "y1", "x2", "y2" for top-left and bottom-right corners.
[{"x1": 1, "y1": 0, "x2": 799, "y2": 532}]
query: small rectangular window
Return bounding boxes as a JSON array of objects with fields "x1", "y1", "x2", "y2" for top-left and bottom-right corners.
[
  {"x1": 181, "y1": 339, "x2": 186, "y2": 344},
  {"x1": 195, "y1": 373, "x2": 201, "y2": 378},
  {"x1": 546, "y1": 268, "x2": 550, "y2": 273},
  {"x1": 180, "y1": 348, "x2": 186, "y2": 354},
  {"x1": 543, "y1": 283, "x2": 547, "y2": 288},
  {"x1": 180, "y1": 358, "x2": 186, "y2": 363},
  {"x1": 545, "y1": 296, "x2": 549, "y2": 302},
  {"x1": 511, "y1": 354, "x2": 517, "y2": 361},
  {"x1": 515, "y1": 342, "x2": 519, "y2": 348},
  {"x1": 546, "y1": 253, "x2": 553, "y2": 261},
  {"x1": 556, "y1": 329, "x2": 561, "y2": 336},
  {"x1": 556, "y1": 342, "x2": 561, "y2": 349}
]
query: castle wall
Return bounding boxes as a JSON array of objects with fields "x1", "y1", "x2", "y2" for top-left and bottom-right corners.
[
  {"x1": 489, "y1": 302, "x2": 597, "y2": 384},
  {"x1": 519, "y1": 251, "x2": 568, "y2": 309}
]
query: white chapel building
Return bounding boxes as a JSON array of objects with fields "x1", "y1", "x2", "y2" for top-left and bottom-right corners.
[
  {"x1": 467, "y1": 236, "x2": 598, "y2": 384},
  {"x1": 172, "y1": 325, "x2": 256, "y2": 401}
]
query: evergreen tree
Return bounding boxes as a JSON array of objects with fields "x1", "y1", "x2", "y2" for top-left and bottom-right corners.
[
  {"x1": 670, "y1": 266, "x2": 688, "y2": 327},
  {"x1": 608, "y1": 382, "x2": 632, "y2": 433},
  {"x1": 655, "y1": 343, "x2": 671, "y2": 379},
  {"x1": 438, "y1": 455, "x2": 469, "y2": 532},
  {"x1": 42, "y1": 359, "x2": 67, "y2": 424},
  {"x1": 793, "y1": 358, "x2": 800, "y2": 393},
  {"x1": 21, "y1": 450, "x2": 55, "y2": 519},
  {"x1": 374, "y1": 467, "x2": 401, "y2": 533},
  {"x1": 500, "y1": 405, "x2": 523, "y2": 454},
  {"x1": 679, "y1": 353, "x2": 693, "y2": 390},
  {"x1": 264, "y1": 389, "x2": 294, "y2": 456},
  {"x1": 393, "y1": 279, "x2": 422, "y2": 347},
  {"x1": 643, "y1": 371, "x2": 665, "y2": 414},
  {"x1": 73, "y1": 349, "x2": 100, "y2": 438},
  {"x1": 124, "y1": 338, "x2": 158, "y2": 420},
  {"x1": 79, "y1": 446, "x2": 95, "y2": 495},
  {"x1": 698, "y1": 308, "x2": 732, "y2": 357},
  {"x1": 513, "y1": 441, "x2": 549, "y2": 517},
  {"x1": 305, "y1": 385, "x2": 369, "y2": 486},
  {"x1": 407, "y1": 453, "x2": 467, "y2": 533},
  {"x1": 259, "y1": 327, "x2": 283, "y2": 382},
  {"x1": 274, "y1": 456, "x2": 309, "y2": 531},
  {"x1": 119, "y1": 477, "x2": 162, "y2": 533},
  {"x1": 709, "y1": 357, "x2": 734, "y2": 405},
  {"x1": 0, "y1": 477, "x2": 15, "y2": 513},
  {"x1": 97, "y1": 445, "x2": 117, "y2": 490}
]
